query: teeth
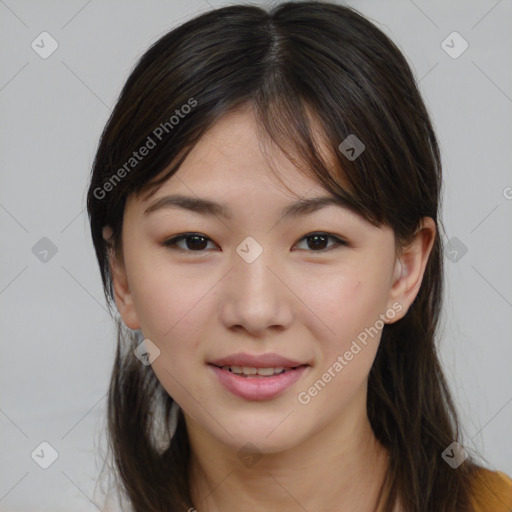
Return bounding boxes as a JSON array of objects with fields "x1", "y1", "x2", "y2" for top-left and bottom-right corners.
[
  {"x1": 257, "y1": 366, "x2": 284, "y2": 376},
  {"x1": 221, "y1": 365, "x2": 287, "y2": 376}
]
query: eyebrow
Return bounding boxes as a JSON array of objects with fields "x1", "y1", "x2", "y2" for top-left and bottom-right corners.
[{"x1": 143, "y1": 194, "x2": 352, "y2": 220}]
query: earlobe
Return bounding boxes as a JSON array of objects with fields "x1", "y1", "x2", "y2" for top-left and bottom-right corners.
[
  {"x1": 386, "y1": 218, "x2": 436, "y2": 323},
  {"x1": 103, "y1": 225, "x2": 141, "y2": 330}
]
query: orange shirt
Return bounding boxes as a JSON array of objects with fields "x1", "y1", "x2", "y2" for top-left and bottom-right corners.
[{"x1": 470, "y1": 468, "x2": 512, "y2": 512}]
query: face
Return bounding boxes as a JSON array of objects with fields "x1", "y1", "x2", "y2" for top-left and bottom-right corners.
[{"x1": 110, "y1": 106, "x2": 434, "y2": 455}]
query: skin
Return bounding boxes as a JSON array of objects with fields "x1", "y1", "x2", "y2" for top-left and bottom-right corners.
[{"x1": 106, "y1": 105, "x2": 436, "y2": 512}]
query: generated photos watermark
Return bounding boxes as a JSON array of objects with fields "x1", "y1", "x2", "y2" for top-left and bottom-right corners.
[
  {"x1": 134, "y1": 338, "x2": 161, "y2": 366},
  {"x1": 441, "y1": 441, "x2": 468, "y2": 469},
  {"x1": 338, "y1": 133, "x2": 365, "y2": 161},
  {"x1": 93, "y1": 97, "x2": 198, "y2": 200},
  {"x1": 297, "y1": 301, "x2": 403, "y2": 405}
]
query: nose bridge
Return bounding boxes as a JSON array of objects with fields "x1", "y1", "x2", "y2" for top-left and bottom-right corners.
[
  {"x1": 237, "y1": 245, "x2": 276, "y2": 295},
  {"x1": 221, "y1": 236, "x2": 294, "y2": 334},
  {"x1": 235, "y1": 236, "x2": 281, "y2": 306}
]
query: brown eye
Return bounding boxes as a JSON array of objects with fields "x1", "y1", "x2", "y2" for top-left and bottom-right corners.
[
  {"x1": 162, "y1": 233, "x2": 216, "y2": 252},
  {"x1": 295, "y1": 233, "x2": 347, "y2": 252},
  {"x1": 162, "y1": 231, "x2": 347, "y2": 254}
]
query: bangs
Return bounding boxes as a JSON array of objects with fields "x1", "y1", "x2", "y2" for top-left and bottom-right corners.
[
  {"x1": 253, "y1": 91, "x2": 387, "y2": 229},
  {"x1": 135, "y1": 92, "x2": 387, "y2": 232}
]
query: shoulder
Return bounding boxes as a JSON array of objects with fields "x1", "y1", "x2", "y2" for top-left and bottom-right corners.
[{"x1": 469, "y1": 467, "x2": 512, "y2": 512}]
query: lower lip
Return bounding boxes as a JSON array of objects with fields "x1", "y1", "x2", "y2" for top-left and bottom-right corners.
[{"x1": 209, "y1": 364, "x2": 308, "y2": 401}]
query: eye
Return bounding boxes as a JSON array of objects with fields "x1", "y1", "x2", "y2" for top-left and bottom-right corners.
[
  {"x1": 294, "y1": 232, "x2": 347, "y2": 252},
  {"x1": 162, "y1": 232, "x2": 347, "y2": 253},
  {"x1": 162, "y1": 233, "x2": 217, "y2": 252}
]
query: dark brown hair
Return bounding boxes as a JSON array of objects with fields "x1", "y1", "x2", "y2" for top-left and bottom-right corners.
[{"x1": 87, "y1": 2, "x2": 486, "y2": 510}]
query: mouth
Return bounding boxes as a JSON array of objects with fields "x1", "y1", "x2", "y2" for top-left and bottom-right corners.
[
  {"x1": 207, "y1": 355, "x2": 310, "y2": 400},
  {"x1": 210, "y1": 364, "x2": 303, "y2": 377}
]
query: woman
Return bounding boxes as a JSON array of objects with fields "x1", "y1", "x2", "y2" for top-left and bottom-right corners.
[{"x1": 87, "y1": 2, "x2": 512, "y2": 511}]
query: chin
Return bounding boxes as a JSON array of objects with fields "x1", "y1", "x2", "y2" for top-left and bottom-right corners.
[{"x1": 211, "y1": 413, "x2": 308, "y2": 454}]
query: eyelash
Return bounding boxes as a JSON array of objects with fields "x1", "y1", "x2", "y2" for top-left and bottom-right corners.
[{"x1": 161, "y1": 232, "x2": 348, "y2": 254}]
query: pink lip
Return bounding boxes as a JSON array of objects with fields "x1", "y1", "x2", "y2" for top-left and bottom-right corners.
[
  {"x1": 208, "y1": 352, "x2": 306, "y2": 368},
  {"x1": 209, "y1": 365, "x2": 308, "y2": 400}
]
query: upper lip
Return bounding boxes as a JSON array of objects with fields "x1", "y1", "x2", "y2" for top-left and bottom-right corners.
[{"x1": 209, "y1": 352, "x2": 307, "y2": 368}]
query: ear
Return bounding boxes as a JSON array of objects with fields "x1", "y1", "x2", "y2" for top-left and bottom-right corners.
[
  {"x1": 386, "y1": 217, "x2": 436, "y2": 323},
  {"x1": 103, "y1": 225, "x2": 141, "y2": 330}
]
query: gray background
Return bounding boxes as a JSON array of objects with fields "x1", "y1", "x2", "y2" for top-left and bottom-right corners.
[{"x1": 1, "y1": 0, "x2": 511, "y2": 510}]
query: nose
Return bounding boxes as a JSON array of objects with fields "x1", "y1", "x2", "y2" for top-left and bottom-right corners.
[{"x1": 220, "y1": 246, "x2": 295, "y2": 337}]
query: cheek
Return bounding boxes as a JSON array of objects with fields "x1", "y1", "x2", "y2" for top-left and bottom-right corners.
[
  {"x1": 126, "y1": 246, "x2": 211, "y2": 340},
  {"x1": 128, "y1": 261, "x2": 213, "y2": 403},
  {"x1": 121, "y1": 252, "x2": 214, "y2": 401},
  {"x1": 303, "y1": 265, "x2": 390, "y2": 349},
  {"x1": 296, "y1": 272, "x2": 388, "y2": 414}
]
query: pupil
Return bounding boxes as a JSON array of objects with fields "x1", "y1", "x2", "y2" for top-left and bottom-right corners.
[
  {"x1": 187, "y1": 235, "x2": 207, "y2": 250},
  {"x1": 308, "y1": 234, "x2": 327, "y2": 250},
  {"x1": 184, "y1": 234, "x2": 329, "y2": 251}
]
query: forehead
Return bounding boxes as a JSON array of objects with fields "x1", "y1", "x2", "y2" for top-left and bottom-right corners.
[
  {"x1": 138, "y1": 106, "x2": 339, "y2": 207},
  {"x1": 123, "y1": 107, "x2": 388, "y2": 239},
  {"x1": 187, "y1": 110, "x2": 299, "y2": 182}
]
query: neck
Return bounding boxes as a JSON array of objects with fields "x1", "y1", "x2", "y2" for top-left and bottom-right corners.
[{"x1": 186, "y1": 405, "x2": 391, "y2": 512}]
